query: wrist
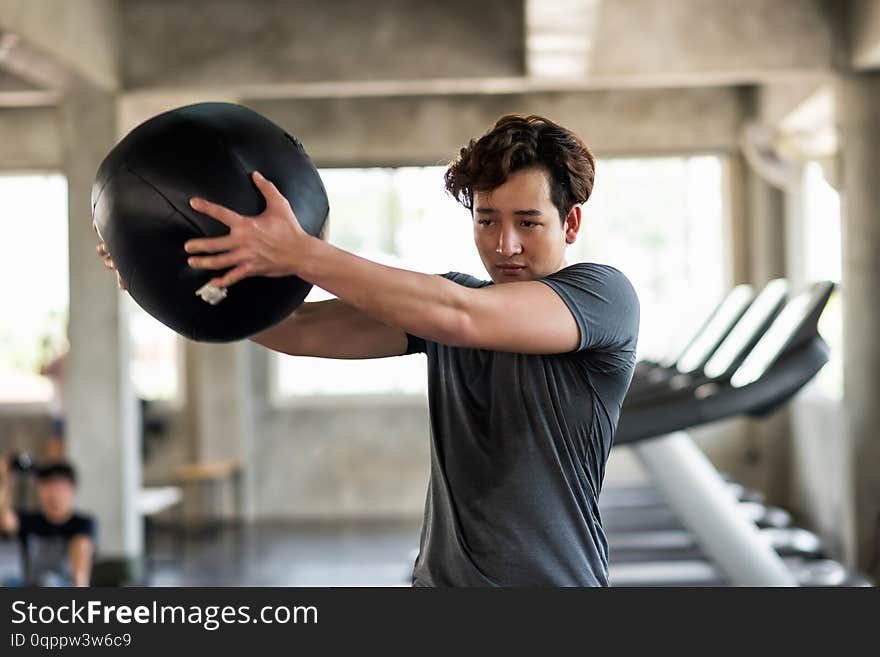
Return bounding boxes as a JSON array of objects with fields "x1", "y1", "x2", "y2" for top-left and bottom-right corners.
[{"x1": 291, "y1": 234, "x2": 325, "y2": 281}]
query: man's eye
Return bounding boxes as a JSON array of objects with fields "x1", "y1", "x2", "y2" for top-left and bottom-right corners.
[
  {"x1": 521, "y1": 220, "x2": 537, "y2": 228},
  {"x1": 478, "y1": 219, "x2": 493, "y2": 226}
]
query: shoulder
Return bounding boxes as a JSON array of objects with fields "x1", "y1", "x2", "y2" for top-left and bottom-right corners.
[
  {"x1": 15, "y1": 511, "x2": 39, "y2": 532},
  {"x1": 441, "y1": 271, "x2": 492, "y2": 289},
  {"x1": 547, "y1": 262, "x2": 632, "y2": 285},
  {"x1": 544, "y1": 263, "x2": 639, "y2": 305},
  {"x1": 69, "y1": 513, "x2": 97, "y2": 537},
  {"x1": 540, "y1": 263, "x2": 640, "y2": 353}
]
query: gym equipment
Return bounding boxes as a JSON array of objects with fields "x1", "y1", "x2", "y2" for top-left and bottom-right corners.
[
  {"x1": 615, "y1": 279, "x2": 826, "y2": 444},
  {"x1": 607, "y1": 281, "x2": 853, "y2": 586},
  {"x1": 600, "y1": 479, "x2": 765, "y2": 510},
  {"x1": 606, "y1": 282, "x2": 829, "y2": 564},
  {"x1": 626, "y1": 279, "x2": 787, "y2": 403},
  {"x1": 92, "y1": 102, "x2": 329, "y2": 342},
  {"x1": 629, "y1": 283, "x2": 754, "y2": 394}
]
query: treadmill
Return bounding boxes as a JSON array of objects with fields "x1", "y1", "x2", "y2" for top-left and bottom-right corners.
[
  {"x1": 628, "y1": 283, "x2": 755, "y2": 396},
  {"x1": 624, "y1": 278, "x2": 788, "y2": 404},
  {"x1": 606, "y1": 281, "x2": 839, "y2": 586},
  {"x1": 603, "y1": 279, "x2": 787, "y2": 516}
]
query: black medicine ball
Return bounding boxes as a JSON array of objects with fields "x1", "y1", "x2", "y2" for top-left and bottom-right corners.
[{"x1": 91, "y1": 102, "x2": 329, "y2": 342}]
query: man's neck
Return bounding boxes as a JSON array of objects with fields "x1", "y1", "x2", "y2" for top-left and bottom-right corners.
[{"x1": 43, "y1": 509, "x2": 73, "y2": 524}]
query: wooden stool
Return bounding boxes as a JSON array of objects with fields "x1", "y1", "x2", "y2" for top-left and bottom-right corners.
[{"x1": 174, "y1": 459, "x2": 243, "y2": 533}]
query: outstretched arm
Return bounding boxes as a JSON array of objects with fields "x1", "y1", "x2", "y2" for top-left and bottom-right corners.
[
  {"x1": 68, "y1": 536, "x2": 93, "y2": 587},
  {"x1": 186, "y1": 172, "x2": 580, "y2": 355},
  {"x1": 96, "y1": 235, "x2": 407, "y2": 360}
]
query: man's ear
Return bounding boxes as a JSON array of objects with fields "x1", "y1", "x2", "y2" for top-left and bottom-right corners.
[{"x1": 564, "y1": 205, "x2": 582, "y2": 244}]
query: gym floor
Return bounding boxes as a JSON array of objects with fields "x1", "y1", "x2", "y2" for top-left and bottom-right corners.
[
  {"x1": 0, "y1": 520, "x2": 420, "y2": 587},
  {"x1": 144, "y1": 520, "x2": 420, "y2": 587}
]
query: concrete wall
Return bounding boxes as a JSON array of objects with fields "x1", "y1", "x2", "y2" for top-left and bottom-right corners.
[
  {"x1": 246, "y1": 345, "x2": 430, "y2": 520},
  {"x1": 0, "y1": 0, "x2": 120, "y2": 90},
  {"x1": 0, "y1": 107, "x2": 59, "y2": 170},
  {"x1": 249, "y1": 86, "x2": 743, "y2": 167},
  {"x1": 121, "y1": 0, "x2": 524, "y2": 89}
]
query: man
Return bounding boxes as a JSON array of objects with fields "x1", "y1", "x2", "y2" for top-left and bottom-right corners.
[
  {"x1": 100, "y1": 114, "x2": 639, "y2": 585},
  {"x1": 0, "y1": 458, "x2": 95, "y2": 586}
]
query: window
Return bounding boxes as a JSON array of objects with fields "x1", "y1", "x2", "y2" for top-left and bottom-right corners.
[
  {"x1": 800, "y1": 161, "x2": 842, "y2": 399},
  {"x1": 0, "y1": 175, "x2": 69, "y2": 404},
  {"x1": 125, "y1": 295, "x2": 181, "y2": 403},
  {"x1": 572, "y1": 156, "x2": 725, "y2": 362},
  {"x1": 274, "y1": 157, "x2": 726, "y2": 399},
  {"x1": 0, "y1": 174, "x2": 179, "y2": 405},
  {"x1": 275, "y1": 167, "x2": 473, "y2": 399}
]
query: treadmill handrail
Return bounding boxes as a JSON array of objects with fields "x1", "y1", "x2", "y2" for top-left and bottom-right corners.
[
  {"x1": 729, "y1": 280, "x2": 835, "y2": 388},
  {"x1": 702, "y1": 278, "x2": 788, "y2": 380},
  {"x1": 674, "y1": 284, "x2": 754, "y2": 374}
]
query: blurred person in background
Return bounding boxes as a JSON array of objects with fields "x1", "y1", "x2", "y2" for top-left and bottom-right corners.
[{"x1": 0, "y1": 457, "x2": 95, "y2": 586}]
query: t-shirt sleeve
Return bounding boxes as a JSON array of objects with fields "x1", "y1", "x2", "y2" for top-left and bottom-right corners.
[
  {"x1": 539, "y1": 263, "x2": 640, "y2": 354},
  {"x1": 404, "y1": 272, "x2": 487, "y2": 355},
  {"x1": 70, "y1": 514, "x2": 96, "y2": 540},
  {"x1": 404, "y1": 332, "x2": 427, "y2": 355},
  {"x1": 13, "y1": 511, "x2": 34, "y2": 537}
]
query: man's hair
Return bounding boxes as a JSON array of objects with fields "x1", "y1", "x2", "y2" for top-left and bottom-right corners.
[
  {"x1": 444, "y1": 114, "x2": 596, "y2": 221},
  {"x1": 35, "y1": 461, "x2": 77, "y2": 486}
]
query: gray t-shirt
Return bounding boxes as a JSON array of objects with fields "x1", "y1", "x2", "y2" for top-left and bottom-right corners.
[{"x1": 406, "y1": 262, "x2": 639, "y2": 586}]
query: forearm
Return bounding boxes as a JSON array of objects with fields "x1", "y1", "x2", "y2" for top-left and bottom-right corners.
[
  {"x1": 250, "y1": 299, "x2": 407, "y2": 359},
  {"x1": 69, "y1": 538, "x2": 93, "y2": 587},
  {"x1": 0, "y1": 508, "x2": 17, "y2": 535},
  {"x1": 0, "y1": 484, "x2": 18, "y2": 534},
  {"x1": 249, "y1": 301, "x2": 325, "y2": 354},
  {"x1": 295, "y1": 238, "x2": 469, "y2": 345}
]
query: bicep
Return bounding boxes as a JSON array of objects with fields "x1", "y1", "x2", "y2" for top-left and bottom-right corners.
[
  {"x1": 251, "y1": 299, "x2": 409, "y2": 359},
  {"x1": 456, "y1": 282, "x2": 581, "y2": 354}
]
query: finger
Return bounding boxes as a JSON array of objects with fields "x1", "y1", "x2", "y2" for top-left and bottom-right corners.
[
  {"x1": 189, "y1": 197, "x2": 244, "y2": 227},
  {"x1": 187, "y1": 250, "x2": 247, "y2": 271},
  {"x1": 97, "y1": 242, "x2": 109, "y2": 257},
  {"x1": 116, "y1": 272, "x2": 126, "y2": 291},
  {"x1": 252, "y1": 171, "x2": 290, "y2": 211},
  {"x1": 184, "y1": 235, "x2": 237, "y2": 255},
  {"x1": 210, "y1": 263, "x2": 252, "y2": 289},
  {"x1": 102, "y1": 256, "x2": 116, "y2": 271}
]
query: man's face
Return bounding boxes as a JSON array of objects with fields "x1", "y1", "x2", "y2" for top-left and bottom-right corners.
[
  {"x1": 472, "y1": 168, "x2": 581, "y2": 284},
  {"x1": 37, "y1": 477, "x2": 75, "y2": 522}
]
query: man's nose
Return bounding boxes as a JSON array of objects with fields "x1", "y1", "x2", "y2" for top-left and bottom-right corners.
[{"x1": 495, "y1": 228, "x2": 522, "y2": 256}]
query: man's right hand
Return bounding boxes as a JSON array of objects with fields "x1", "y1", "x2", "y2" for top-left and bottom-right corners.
[{"x1": 96, "y1": 240, "x2": 126, "y2": 290}]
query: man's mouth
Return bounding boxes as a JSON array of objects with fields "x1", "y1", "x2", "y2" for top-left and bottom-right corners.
[{"x1": 496, "y1": 264, "x2": 527, "y2": 274}]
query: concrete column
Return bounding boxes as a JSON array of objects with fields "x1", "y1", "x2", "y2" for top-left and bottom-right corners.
[
  {"x1": 181, "y1": 340, "x2": 254, "y2": 522},
  {"x1": 723, "y1": 153, "x2": 750, "y2": 287},
  {"x1": 745, "y1": 166, "x2": 793, "y2": 507},
  {"x1": 835, "y1": 72, "x2": 880, "y2": 576},
  {"x1": 61, "y1": 86, "x2": 143, "y2": 567},
  {"x1": 746, "y1": 172, "x2": 787, "y2": 287},
  {"x1": 734, "y1": 85, "x2": 793, "y2": 507}
]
